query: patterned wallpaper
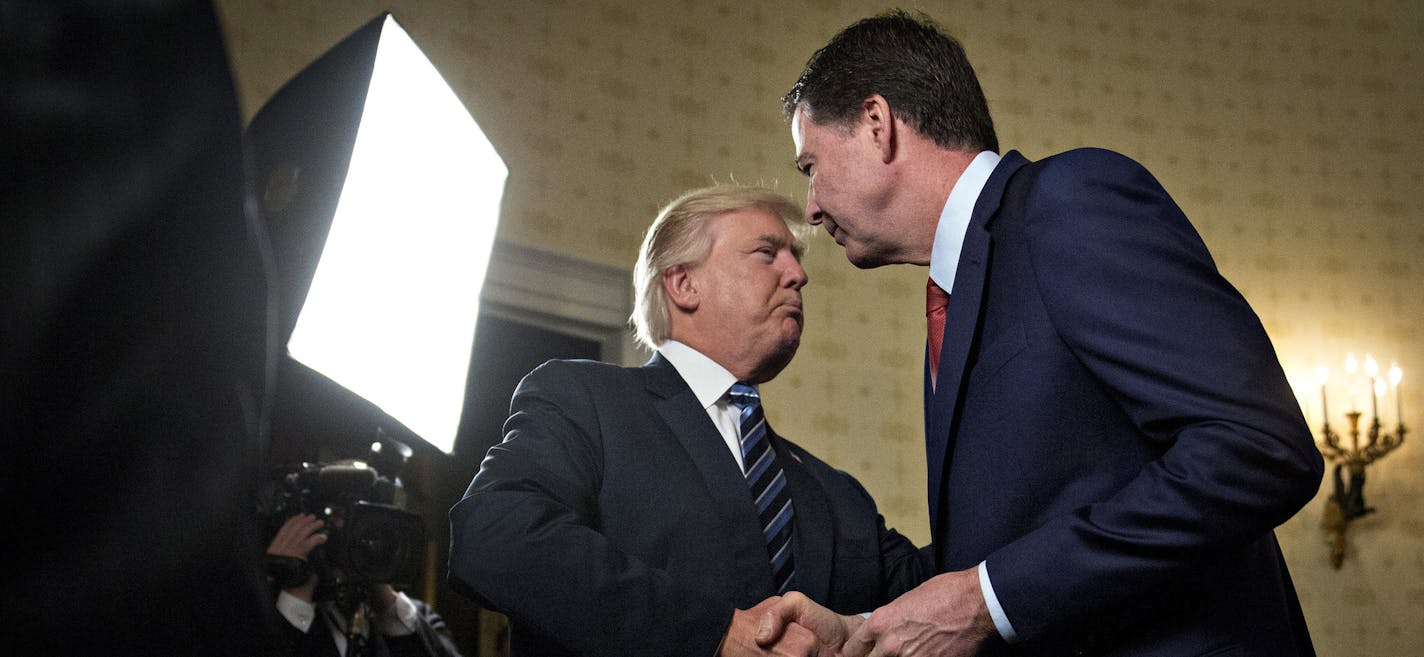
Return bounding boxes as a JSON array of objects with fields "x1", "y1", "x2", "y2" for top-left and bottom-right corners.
[{"x1": 216, "y1": 1, "x2": 1423, "y2": 654}]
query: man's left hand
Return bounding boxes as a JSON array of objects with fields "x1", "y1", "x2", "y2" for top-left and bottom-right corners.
[{"x1": 842, "y1": 568, "x2": 995, "y2": 657}]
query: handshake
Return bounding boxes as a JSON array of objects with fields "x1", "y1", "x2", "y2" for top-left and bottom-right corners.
[{"x1": 724, "y1": 570, "x2": 996, "y2": 657}]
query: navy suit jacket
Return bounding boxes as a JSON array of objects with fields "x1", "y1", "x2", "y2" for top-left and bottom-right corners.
[
  {"x1": 927, "y1": 149, "x2": 1322, "y2": 656},
  {"x1": 449, "y1": 354, "x2": 929, "y2": 657}
]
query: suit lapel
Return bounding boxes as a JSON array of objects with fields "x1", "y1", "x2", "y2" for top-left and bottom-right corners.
[
  {"x1": 643, "y1": 354, "x2": 773, "y2": 597},
  {"x1": 924, "y1": 151, "x2": 1029, "y2": 538},
  {"x1": 771, "y1": 433, "x2": 832, "y2": 603}
]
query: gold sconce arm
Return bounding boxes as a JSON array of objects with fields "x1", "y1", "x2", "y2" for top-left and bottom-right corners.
[{"x1": 1318, "y1": 410, "x2": 1406, "y2": 569}]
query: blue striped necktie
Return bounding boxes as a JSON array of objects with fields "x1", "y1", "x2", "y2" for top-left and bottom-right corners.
[{"x1": 727, "y1": 382, "x2": 797, "y2": 594}]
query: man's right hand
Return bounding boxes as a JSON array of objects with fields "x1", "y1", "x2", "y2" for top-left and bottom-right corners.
[
  {"x1": 720, "y1": 596, "x2": 821, "y2": 657},
  {"x1": 751, "y1": 593, "x2": 862, "y2": 657}
]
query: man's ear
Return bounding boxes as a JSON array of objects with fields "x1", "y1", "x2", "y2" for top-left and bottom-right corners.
[
  {"x1": 663, "y1": 264, "x2": 699, "y2": 312},
  {"x1": 861, "y1": 94, "x2": 897, "y2": 164}
]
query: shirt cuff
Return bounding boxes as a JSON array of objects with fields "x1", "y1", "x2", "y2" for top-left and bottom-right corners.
[
  {"x1": 275, "y1": 590, "x2": 316, "y2": 633},
  {"x1": 375, "y1": 591, "x2": 419, "y2": 636},
  {"x1": 978, "y1": 561, "x2": 1018, "y2": 643}
]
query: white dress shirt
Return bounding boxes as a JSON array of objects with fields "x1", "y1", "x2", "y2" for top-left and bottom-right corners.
[
  {"x1": 658, "y1": 340, "x2": 754, "y2": 472},
  {"x1": 275, "y1": 590, "x2": 419, "y2": 655}
]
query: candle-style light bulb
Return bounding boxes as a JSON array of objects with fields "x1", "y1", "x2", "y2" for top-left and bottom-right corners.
[
  {"x1": 1371, "y1": 377, "x2": 1386, "y2": 423},
  {"x1": 1366, "y1": 355, "x2": 1381, "y2": 421},
  {"x1": 1390, "y1": 364, "x2": 1403, "y2": 428},
  {"x1": 1316, "y1": 365, "x2": 1329, "y2": 385},
  {"x1": 1345, "y1": 353, "x2": 1358, "y2": 375}
]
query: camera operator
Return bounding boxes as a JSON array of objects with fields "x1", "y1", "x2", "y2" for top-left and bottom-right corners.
[{"x1": 266, "y1": 513, "x2": 463, "y2": 657}]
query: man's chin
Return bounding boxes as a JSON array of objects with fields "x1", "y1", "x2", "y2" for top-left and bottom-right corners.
[
  {"x1": 845, "y1": 247, "x2": 891, "y2": 269},
  {"x1": 751, "y1": 340, "x2": 800, "y2": 383}
]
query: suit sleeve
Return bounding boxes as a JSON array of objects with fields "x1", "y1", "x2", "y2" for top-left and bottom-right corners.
[
  {"x1": 838, "y1": 472, "x2": 934, "y2": 603},
  {"x1": 985, "y1": 150, "x2": 1323, "y2": 640},
  {"x1": 447, "y1": 361, "x2": 732, "y2": 657}
]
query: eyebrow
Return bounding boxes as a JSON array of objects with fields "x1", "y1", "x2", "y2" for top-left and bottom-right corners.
[{"x1": 758, "y1": 233, "x2": 805, "y2": 260}]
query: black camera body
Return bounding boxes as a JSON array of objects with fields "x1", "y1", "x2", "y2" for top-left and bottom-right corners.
[{"x1": 263, "y1": 458, "x2": 426, "y2": 592}]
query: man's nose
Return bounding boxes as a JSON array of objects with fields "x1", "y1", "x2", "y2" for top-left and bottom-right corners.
[
  {"x1": 805, "y1": 191, "x2": 824, "y2": 225},
  {"x1": 784, "y1": 257, "x2": 809, "y2": 290}
]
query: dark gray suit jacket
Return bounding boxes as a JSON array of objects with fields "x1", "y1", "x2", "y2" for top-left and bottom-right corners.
[{"x1": 449, "y1": 354, "x2": 929, "y2": 656}]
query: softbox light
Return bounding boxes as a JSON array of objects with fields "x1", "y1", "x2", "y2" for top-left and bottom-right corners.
[{"x1": 248, "y1": 12, "x2": 505, "y2": 454}]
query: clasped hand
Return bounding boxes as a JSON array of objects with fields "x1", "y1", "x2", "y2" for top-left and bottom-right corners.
[
  {"x1": 753, "y1": 570, "x2": 995, "y2": 657},
  {"x1": 720, "y1": 594, "x2": 854, "y2": 657}
]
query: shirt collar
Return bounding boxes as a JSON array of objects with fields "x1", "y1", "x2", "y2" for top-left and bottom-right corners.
[
  {"x1": 658, "y1": 340, "x2": 743, "y2": 408},
  {"x1": 929, "y1": 150, "x2": 1001, "y2": 290}
]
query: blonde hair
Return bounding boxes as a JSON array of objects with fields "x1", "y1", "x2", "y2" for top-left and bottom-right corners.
[{"x1": 631, "y1": 185, "x2": 807, "y2": 350}]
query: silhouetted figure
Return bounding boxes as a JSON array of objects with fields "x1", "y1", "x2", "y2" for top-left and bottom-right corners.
[{"x1": 3, "y1": 1, "x2": 277, "y2": 654}]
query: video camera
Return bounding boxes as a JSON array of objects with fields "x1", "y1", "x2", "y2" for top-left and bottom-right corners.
[{"x1": 262, "y1": 437, "x2": 426, "y2": 593}]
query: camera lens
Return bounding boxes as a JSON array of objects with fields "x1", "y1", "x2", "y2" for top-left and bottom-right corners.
[
  {"x1": 349, "y1": 524, "x2": 403, "y2": 578},
  {"x1": 335, "y1": 501, "x2": 424, "y2": 584}
]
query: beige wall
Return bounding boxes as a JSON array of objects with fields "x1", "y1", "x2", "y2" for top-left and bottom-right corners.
[{"x1": 216, "y1": 1, "x2": 1424, "y2": 654}]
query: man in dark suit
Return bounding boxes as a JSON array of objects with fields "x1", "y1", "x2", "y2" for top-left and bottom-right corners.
[
  {"x1": 448, "y1": 185, "x2": 930, "y2": 657},
  {"x1": 758, "y1": 10, "x2": 1323, "y2": 657}
]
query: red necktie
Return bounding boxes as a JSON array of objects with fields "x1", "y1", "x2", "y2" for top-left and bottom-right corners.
[{"x1": 926, "y1": 277, "x2": 949, "y2": 388}]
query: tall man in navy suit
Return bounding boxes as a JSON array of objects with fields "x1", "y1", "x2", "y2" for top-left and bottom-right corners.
[
  {"x1": 448, "y1": 185, "x2": 930, "y2": 657},
  {"x1": 759, "y1": 11, "x2": 1323, "y2": 657}
]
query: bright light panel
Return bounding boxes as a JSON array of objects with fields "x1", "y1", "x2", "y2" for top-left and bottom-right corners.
[{"x1": 288, "y1": 15, "x2": 506, "y2": 454}]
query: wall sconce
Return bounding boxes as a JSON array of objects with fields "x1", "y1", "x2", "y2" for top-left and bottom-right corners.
[{"x1": 1314, "y1": 353, "x2": 1406, "y2": 569}]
